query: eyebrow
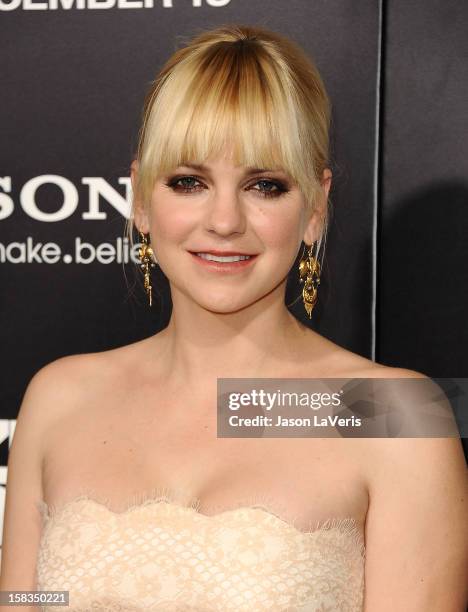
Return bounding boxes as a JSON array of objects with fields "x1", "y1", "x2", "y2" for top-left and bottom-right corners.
[{"x1": 178, "y1": 163, "x2": 285, "y2": 176}]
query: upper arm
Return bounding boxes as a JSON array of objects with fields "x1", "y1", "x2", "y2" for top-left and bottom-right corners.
[
  {"x1": 0, "y1": 356, "x2": 80, "y2": 591},
  {"x1": 364, "y1": 435, "x2": 468, "y2": 611}
]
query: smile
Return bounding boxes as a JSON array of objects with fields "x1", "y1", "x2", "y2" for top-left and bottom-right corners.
[
  {"x1": 196, "y1": 253, "x2": 251, "y2": 262},
  {"x1": 188, "y1": 251, "x2": 258, "y2": 272}
]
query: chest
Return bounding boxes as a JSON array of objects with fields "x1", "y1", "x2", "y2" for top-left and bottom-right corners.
[{"x1": 41, "y1": 391, "x2": 370, "y2": 533}]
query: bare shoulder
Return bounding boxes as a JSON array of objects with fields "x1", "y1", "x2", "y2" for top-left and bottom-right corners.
[
  {"x1": 22, "y1": 337, "x2": 153, "y2": 426},
  {"x1": 354, "y1": 361, "x2": 429, "y2": 380},
  {"x1": 308, "y1": 335, "x2": 458, "y2": 456},
  {"x1": 24, "y1": 351, "x2": 110, "y2": 417},
  {"x1": 321, "y1": 342, "x2": 463, "y2": 475},
  {"x1": 308, "y1": 330, "x2": 428, "y2": 380},
  {"x1": 15, "y1": 352, "x2": 100, "y2": 427}
]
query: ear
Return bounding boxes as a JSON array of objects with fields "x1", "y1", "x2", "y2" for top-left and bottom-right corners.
[
  {"x1": 130, "y1": 159, "x2": 150, "y2": 234},
  {"x1": 303, "y1": 168, "x2": 332, "y2": 245}
]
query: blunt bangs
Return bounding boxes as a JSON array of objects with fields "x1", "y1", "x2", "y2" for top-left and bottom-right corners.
[{"x1": 137, "y1": 41, "x2": 322, "y2": 207}]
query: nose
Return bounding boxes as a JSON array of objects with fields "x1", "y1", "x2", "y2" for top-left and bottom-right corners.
[{"x1": 203, "y1": 188, "x2": 247, "y2": 237}]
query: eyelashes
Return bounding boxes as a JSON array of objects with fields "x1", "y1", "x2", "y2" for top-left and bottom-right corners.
[{"x1": 164, "y1": 174, "x2": 290, "y2": 199}]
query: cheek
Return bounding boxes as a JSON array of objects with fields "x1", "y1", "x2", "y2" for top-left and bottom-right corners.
[
  {"x1": 150, "y1": 202, "x2": 195, "y2": 242},
  {"x1": 254, "y1": 207, "x2": 303, "y2": 252}
]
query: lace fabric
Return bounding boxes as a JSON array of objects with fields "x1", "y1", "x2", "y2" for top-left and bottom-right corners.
[{"x1": 35, "y1": 490, "x2": 365, "y2": 612}]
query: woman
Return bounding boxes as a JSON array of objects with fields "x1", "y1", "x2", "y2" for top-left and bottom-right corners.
[{"x1": 1, "y1": 23, "x2": 467, "y2": 612}]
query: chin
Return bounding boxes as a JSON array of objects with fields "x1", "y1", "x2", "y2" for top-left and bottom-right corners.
[{"x1": 194, "y1": 297, "x2": 251, "y2": 315}]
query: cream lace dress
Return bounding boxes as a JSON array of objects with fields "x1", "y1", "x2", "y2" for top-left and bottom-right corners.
[{"x1": 35, "y1": 489, "x2": 365, "y2": 611}]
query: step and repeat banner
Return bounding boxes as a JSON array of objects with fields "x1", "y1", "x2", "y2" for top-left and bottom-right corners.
[{"x1": 1, "y1": 0, "x2": 466, "y2": 554}]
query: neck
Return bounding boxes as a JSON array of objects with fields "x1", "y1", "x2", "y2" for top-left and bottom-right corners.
[{"x1": 149, "y1": 283, "x2": 315, "y2": 387}]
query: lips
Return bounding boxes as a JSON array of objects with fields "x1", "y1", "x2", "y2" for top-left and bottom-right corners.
[
  {"x1": 189, "y1": 250, "x2": 256, "y2": 256},
  {"x1": 188, "y1": 250, "x2": 258, "y2": 272}
]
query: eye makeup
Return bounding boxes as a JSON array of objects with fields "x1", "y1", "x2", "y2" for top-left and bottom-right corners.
[{"x1": 163, "y1": 174, "x2": 291, "y2": 199}]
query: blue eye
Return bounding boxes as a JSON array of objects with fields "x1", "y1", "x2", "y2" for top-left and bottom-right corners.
[
  {"x1": 165, "y1": 175, "x2": 290, "y2": 199},
  {"x1": 168, "y1": 176, "x2": 203, "y2": 192},
  {"x1": 251, "y1": 179, "x2": 289, "y2": 198}
]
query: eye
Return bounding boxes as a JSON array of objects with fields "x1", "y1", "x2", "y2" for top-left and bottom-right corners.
[
  {"x1": 165, "y1": 175, "x2": 204, "y2": 193},
  {"x1": 249, "y1": 179, "x2": 289, "y2": 199},
  {"x1": 164, "y1": 174, "x2": 290, "y2": 199}
]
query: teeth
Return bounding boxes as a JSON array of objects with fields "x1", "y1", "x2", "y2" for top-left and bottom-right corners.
[{"x1": 196, "y1": 253, "x2": 251, "y2": 262}]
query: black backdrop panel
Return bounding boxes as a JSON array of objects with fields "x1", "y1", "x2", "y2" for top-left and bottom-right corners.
[{"x1": 379, "y1": 0, "x2": 468, "y2": 377}]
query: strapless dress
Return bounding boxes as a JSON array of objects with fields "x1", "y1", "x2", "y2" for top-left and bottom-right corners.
[{"x1": 35, "y1": 490, "x2": 365, "y2": 611}]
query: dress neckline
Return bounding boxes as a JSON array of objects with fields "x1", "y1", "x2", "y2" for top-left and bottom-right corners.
[{"x1": 36, "y1": 487, "x2": 366, "y2": 558}]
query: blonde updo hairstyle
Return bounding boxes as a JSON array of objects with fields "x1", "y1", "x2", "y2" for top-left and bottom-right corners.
[{"x1": 126, "y1": 23, "x2": 332, "y2": 267}]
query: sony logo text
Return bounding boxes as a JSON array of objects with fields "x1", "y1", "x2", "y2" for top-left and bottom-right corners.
[{"x1": 0, "y1": 175, "x2": 132, "y2": 221}]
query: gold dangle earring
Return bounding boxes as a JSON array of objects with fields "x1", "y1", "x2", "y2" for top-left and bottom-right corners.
[
  {"x1": 298, "y1": 241, "x2": 321, "y2": 319},
  {"x1": 138, "y1": 231, "x2": 156, "y2": 306}
]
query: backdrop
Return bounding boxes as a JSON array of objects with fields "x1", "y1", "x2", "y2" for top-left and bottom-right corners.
[{"x1": 1, "y1": 0, "x2": 467, "y2": 552}]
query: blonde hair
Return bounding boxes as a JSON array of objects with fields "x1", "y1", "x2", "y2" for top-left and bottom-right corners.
[{"x1": 125, "y1": 23, "x2": 332, "y2": 262}]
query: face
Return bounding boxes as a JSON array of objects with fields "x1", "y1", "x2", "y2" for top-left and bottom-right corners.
[{"x1": 132, "y1": 148, "x2": 331, "y2": 314}]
